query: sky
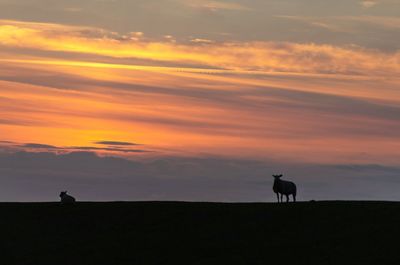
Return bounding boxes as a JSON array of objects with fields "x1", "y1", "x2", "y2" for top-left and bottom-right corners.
[{"x1": 0, "y1": 0, "x2": 399, "y2": 201}]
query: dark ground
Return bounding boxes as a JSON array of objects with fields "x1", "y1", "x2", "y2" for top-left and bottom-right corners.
[{"x1": 1, "y1": 201, "x2": 399, "y2": 265}]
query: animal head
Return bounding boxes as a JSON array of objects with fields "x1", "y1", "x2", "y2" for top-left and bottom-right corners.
[
  {"x1": 59, "y1": 191, "x2": 67, "y2": 197},
  {"x1": 272, "y1": 174, "x2": 283, "y2": 179}
]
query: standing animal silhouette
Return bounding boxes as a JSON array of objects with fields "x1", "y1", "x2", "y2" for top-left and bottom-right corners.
[
  {"x1": 59, "y1": 191, "x2": 76, "y2": 204},
  {"x1": 272, "y1": 174, "x2": 296, "y2": 202}
]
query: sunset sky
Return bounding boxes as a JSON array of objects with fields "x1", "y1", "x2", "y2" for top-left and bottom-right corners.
[{"x1": 0, "y1": 0, "x2": 399, "y2": 201}]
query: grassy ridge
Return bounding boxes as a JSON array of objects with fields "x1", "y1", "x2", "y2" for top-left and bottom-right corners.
[{"x1": 0, "y1": 201, "x2": 399, "y2": 265}]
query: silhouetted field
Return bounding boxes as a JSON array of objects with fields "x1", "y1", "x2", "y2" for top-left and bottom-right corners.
[{"x1": 1, "y1": 201, "x2": 399, "y2": 265}]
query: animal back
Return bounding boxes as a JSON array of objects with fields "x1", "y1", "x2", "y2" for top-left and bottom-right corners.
[
  {"x1": 280, "y1": 180, "x2": 296, "y2": 195},
  {"x1": 61, "y1": 195, "x2": 76, "y2": 203}
]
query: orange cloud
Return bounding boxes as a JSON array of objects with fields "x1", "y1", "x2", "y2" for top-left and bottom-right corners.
[
  {"x1": 182, "y1": 0, "x2": 250, "y2": 11},
  {"x1": 1, "y1": 20, "x2": 400, "y2": 164},
  {"x1": 1, "y1": 56, "x2": 400, "y2": 164},
  {"x1": 361, "y1": 0, "x2": 378, "y2": 8},
  {"x1": 0, "y1": 20, "x2": 398, "y2": 78}
]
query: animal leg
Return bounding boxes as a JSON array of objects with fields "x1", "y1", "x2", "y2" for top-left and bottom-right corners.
[
  {"x1": 286, "y1": 194, "x2": 289, "y2": 202},
  {"x1": 280, "y1": 194, "x2": 283, "y2": 203},
  {"x1": 276, "y1": 193, "x2": 280, "y2": 203},
  {"x1": 293, "y1": 194, "x2": 296, "y2": 202}
]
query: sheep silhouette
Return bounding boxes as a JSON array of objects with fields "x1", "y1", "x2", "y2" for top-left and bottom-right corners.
[
  {"x1": 272, "y1": 174, "x2": 296, "y2": 203},
  {"x1": 59, "y1": 191, "x2": 76, "y2": 204}
]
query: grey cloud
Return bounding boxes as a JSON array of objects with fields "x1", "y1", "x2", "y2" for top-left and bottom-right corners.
[
  {"x1": 70, "y1": 146, "x2": 149, "y2": 153},
  {"x1": 2, "y1": 141, "x2": 149, "y2": 154},
  {"x1": 0, "y1": 140, "x2": 14, "y2": 144},
  {"x1": 326, "y1": 163, "x2": 400, "y2": 173},
  {"x1": 0, "y1": 118, "x2": 36, "y2": 126},
  {"x1": 0, "y1": 0, "x2": 399, "y2": 49},
  {"x1": 23, "y1": 143, "x2": 59, "y2": 149},
  {"x1": 0, "y1": 150, "x2": 400, "y2": 202},
  {"x1": 274, "y1": 15, "x2": 400, "y2": 51}
]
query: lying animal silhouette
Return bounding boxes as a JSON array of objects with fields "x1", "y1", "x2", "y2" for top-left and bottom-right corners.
[
  {"x1": 59, "y1": 191, "x2": 76, "y2": 204},
  {"x1": 272, "y1": 174, "x2": 296, "y2": 202}
]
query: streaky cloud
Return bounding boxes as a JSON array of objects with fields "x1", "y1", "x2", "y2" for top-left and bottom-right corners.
[
  {"x1": 2, "y1": 141, "x2": 150, "y2": 155},
  {"x1": 0, "y1": 20, "x2": 398, "y2": 78},
  {"x1": 23, "y1": 143, "x2": 59, "y2": 149},
  {"x1": 70, "y1": 146, "x2": 149, "y2": 153},
  {"x1": 95, "y1": 141, "x2": 139, "y2": 146}
]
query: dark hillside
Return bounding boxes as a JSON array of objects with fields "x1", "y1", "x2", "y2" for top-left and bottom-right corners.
[{"x1": 0, "y1": 201, "x2": 399, "y2": 265}]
